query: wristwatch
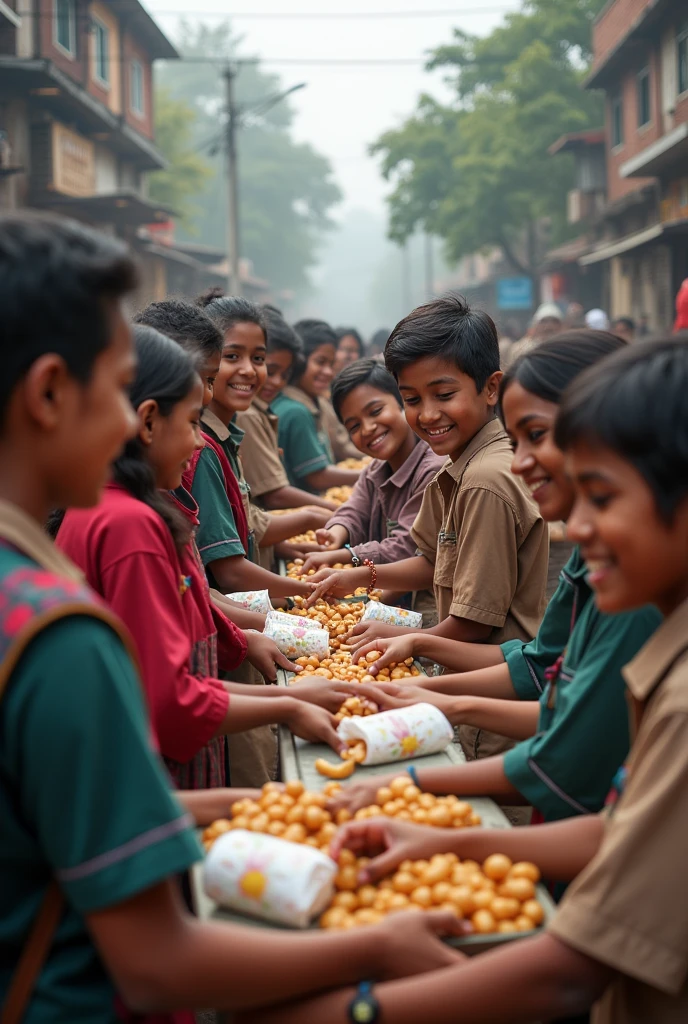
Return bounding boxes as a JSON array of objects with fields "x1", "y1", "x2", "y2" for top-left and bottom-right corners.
[
  {"x1": 344, "y1": 543, "x2": 361, "y2": 568},
  {"x1": 348, "y1": 981, "x2": 380, "y2": 1024}
]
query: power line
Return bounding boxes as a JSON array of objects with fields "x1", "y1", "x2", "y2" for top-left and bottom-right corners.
[{"x1": 15, "y1": 5, "x2": 517, "y2": 18}]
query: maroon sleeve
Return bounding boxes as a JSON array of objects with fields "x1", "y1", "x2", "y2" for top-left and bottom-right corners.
[
  {"x1": 211, "y1": 602, "x2": 249, "y2": 672},
  {"x1": 98, "y1": 533, "x2": 229, "y2": 764}
]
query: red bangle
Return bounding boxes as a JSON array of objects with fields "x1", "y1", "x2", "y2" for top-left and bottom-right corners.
[{"x1": 363, "y1": 558, "x2": 377, "y2": 595}]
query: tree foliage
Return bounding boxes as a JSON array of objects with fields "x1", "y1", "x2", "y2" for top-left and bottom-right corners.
[
  {"x1": 155, "y1": 22, "x2": 341, "y2": 293},
  {"x1": 372, "y1": 0, "x2": 606, "y2": 278},
  {"x1": 148, "y1": 88, "x2": 212, "y2": 230}
]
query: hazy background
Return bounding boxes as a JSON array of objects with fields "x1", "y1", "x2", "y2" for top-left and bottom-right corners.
[{"x1": 146, "y1": 0, "x2": 521, "y2": 332}]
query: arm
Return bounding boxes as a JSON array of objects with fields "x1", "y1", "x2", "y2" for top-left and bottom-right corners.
[
  {"x1": 239, "y1": 934, "x2": 611, "y2": 1024},
  {"x1": 346, "y1": 612, "x2": 494, "y2": 649},
  {"x1": 407, "y1": 662, "x2": 516, "y2": 700},
  {"x1": 308, "y1": 556, "x2": 434, "y2": 604},
  {"x1": 305, "y1": 466, "x2": 360, "y2": 490},
  {"x1": 371, "y1": 686, "x2": 539, "y2": 739},
  {"x1": 208, "y1": 554, "x2": 313, "y2": 600},
  {"x1": 214, "y1": 693, "x2": 344, "y2": 753},
  {"x1": 210, "y1": 591, "x2": 267, "y2": 632},
  {"x1": 261, "y1": 485, "x2": 338, "y2": 512},
  {"x1": 354, "y1": 634, "x2": 506, "y2": 675},
  {"x1": 259, "y1": 508, "x2": 330, "y2": 547},
  {"x1": 177, "y1": 788, "x2": 262, "y2": 827}
]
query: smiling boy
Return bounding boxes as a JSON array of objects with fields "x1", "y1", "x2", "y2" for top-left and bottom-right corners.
[{"x1": 310, "y1": 296, "x2": 548, "y2": 761}]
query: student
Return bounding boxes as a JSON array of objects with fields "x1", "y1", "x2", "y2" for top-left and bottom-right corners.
[
  {"x1": 236, "y1": 308, "x2": 336, "y2": 514},
  {"x1": 272, "y1": 319, "x2": 361, "y2": 490},
  {"x1": 188, "y1": 296, "x2": 329, "y2": 595},
  {"x1": 309, "y1": 296, "x2": 549, "y2": 763},
  {"x1": 330, "y1": 332, "x2": 660, "y2": 833},
  {"x1": 300, "y1": 359, "x2": 443, "y2": 620},
  {"x1": 610, "y1": 316, "x2": 635, "y2": 344},
  {"x1": 0, "y1": 211, "x2": 467, "y2": 1024},
  {"x1": 334, "y1": 326, "x2": 365, "y2": 373},
  {"x1": 56, "y1": 324, "x2": 345, "y2": 789},
  {"x1": 253, "y1": 336, "x2": 688, "y2": 1024}
]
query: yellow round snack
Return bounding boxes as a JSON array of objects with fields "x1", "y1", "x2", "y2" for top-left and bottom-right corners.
[{"x1": 315, "y1": 757, "x2": 356, "y2": 780}]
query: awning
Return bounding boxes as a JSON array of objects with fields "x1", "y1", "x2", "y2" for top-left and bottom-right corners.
[
  {"x1": 35, "y1": 191, "x2": 174, "y2": 226},
  {"x1": 620, "y1": 124, "x2": 688, "y2": 179},
  {"x1": 578, "y1": 223, "x2": 664, "y2": 266},
  {"x1": 541, "y1": 236, "x2": 594, "y2": 269}
]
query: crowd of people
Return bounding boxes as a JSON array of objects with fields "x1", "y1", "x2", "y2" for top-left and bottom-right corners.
[{"x1": 1, "y1": 210, "x2": 688, "y2": 1024}]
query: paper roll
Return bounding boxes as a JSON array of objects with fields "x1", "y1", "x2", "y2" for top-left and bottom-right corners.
[
  {"x1": 265, "y1": 609, "x2": 316, "y2": 632},
  {"x1": 204, "y1": 830, "x2": 337, "y2": 928},
  {"x1": 337, "y1": 703, "x2": 453, "y2": 765},
  {"x1": 264, "y1": 618, "x2": 330, "y2": 659},
  {"x1": 225, "y1": 589, "x2": 272, "y2": 614},
  {"x1": 361, "y1": 601, "x2": 423, "y2": 628}
]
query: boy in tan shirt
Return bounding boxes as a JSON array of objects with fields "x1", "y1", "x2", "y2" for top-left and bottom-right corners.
[{"x1": 310, "y1": 296, "x2": 549, "y2": 759}]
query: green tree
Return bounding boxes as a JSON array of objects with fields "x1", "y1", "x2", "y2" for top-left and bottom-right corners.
[
  {"x1": 156, "y1": 21, "x2": 341, "y2": 293},
  {"x1": 372, "y1": 0, "x2": 606, "y2": 280},
  {"x1": 148, "y1": 88, "x2": 211, "y2": 230}
]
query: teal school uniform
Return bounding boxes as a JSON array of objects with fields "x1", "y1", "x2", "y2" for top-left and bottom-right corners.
[
  {"x1": 0, "y1": 542, "x2": 200, "y2": 1022},
  {"x1": 271, "y1": 386, "x2": 333, "y2": 492},
  {"x1": 502, "y1": 573, "x2": 661, "y2": 821}
]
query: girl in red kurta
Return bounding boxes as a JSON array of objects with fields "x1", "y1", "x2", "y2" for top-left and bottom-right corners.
[{"x1": 56, "y1": 326, "x2": 342, "y2": 789}]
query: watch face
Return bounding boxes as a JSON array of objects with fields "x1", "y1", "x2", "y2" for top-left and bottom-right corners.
[{"x1": 351, "y1": 998, "x2": 376, "y2": 1024}]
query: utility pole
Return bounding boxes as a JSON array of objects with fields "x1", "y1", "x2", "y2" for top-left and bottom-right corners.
[{"x1": 223, "y1": 64, "x2": 241, "y2": 296}]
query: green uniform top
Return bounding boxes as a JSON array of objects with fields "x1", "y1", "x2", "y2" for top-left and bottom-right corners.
[
  {"x1": 191, "y1": 444, "x2": 247, "y2": 570},
  {"x1": 272, "y1": 387, "x2": 333, "y2": 492},
  {"x1": 0, "y1": 548, "x2": 201, "y2": 1022},
  {"x1": 503, "y1": 589, "x2": 662, "y2": 822},
  {"x1": 501, "y1": 548, "x2": 591, "y2": 702}
]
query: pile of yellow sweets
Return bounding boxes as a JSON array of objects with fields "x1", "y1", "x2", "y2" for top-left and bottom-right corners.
[
  {"x1": 292, "y1": 649, "x2": 421, "y2": 687},
  {"x1": 335, "y1": 456, "x2": 372, "y2": 472}
]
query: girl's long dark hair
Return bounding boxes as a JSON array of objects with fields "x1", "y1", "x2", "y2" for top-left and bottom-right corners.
[{"x1": 49, "y1": 324, "x2": 201, "y2": 555}]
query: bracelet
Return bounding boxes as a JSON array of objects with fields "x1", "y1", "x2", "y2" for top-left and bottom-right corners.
[
  {"x1": 406, "y1": 765, "x2": 421, "y2": 789},
  {"x1": 344, "y1": 543, "x2": 361, "y2": 568},
  {"x1": 363, "y1": 558, "x2": 377, "y2": 595}
]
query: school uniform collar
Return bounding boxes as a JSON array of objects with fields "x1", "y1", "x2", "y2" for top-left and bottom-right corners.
[
  {"x1": 0, "y1": 498, "x2": 84, "y2": 582},
  {"x1": 169, "y1": 485, "x2": 201, "y2": 527},
  {"x1": 441, "y1": 417, "x2": 508, "y2": 484},
  {"x1": 281, "y1": 385, "x2": 320, "y2": 416},
  {"x1": 366, "y1": 435, "x2": 427, "y2": 490},
  {"x1": 202, "y1": 408, "x2": 230, "y2": 442},
  {"x1": 252, "y1": 397, "x2": 270, "y2": 415},
  {"x1": 622, "y1": 600, "x2": 685, "y2": 702}
]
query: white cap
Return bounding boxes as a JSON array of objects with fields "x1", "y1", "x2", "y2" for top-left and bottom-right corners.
[
  {"x1": 585, "y1": 308, "x2": 610, "y2": 330},
  {"x1": 532, "y1": 302, "x2": 563, "y2": 323}
]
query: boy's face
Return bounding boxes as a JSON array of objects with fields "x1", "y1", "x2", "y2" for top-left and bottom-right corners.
[
  {"x1": 201, "y1": 353, "x2": 221, "y2": 408},
  {"x1": 567, "y1": 439, "x2": 688, "y2": 616},
  {"x1": 210, "y1": 322, "x2": 267, "y2": 421},
  {"x1": 260, "y1": 348, "x2": 293, "y2": 405},
  {"x1": 397, "y1": 355, "x2": 501, "y2": 460},
  {"x1": 339, "y1": 384, "x2": 409, "y2": 463},
  {"x1": 48, "y1": 303, "x2": 138, "y2": 509}
]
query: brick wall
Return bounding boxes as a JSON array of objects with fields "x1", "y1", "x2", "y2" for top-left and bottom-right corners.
[
  {"x1": 121, "y1": 30, "x2": 153, "y2": 140},
  {"x1": 592, "y1": 0, "x2": 657, "y2": 69},
  {"x1": 39, "y1": 0, "x2": 88, "y2": 84},
  {"x1": 605, "y1": 43, "x2": 662, "y2": 202}
]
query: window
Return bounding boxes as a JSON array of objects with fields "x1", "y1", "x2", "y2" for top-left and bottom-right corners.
[
  {"x1": 679, "y1": 22, "x2": 688, "y2": 96},
  {"x1": 637, "y1": 67, "x2": 651, "y2": 127},
  {"x1": 54, "y1": 0, "x2": 75, "y2": 55},
  {"x1": 611, "y1": 90, "x2": 624, "y2": 148},
  {"x1": 93, "y1": 18, "x2": 109, "y2": 86},
  {"x1": 130, "y1": 59, "x2": 144, "y2": 116}
]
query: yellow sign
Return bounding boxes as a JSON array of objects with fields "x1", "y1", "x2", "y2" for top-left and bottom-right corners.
[{"x1": 51, "y1": 123, "x2": 95, "y2": 197}]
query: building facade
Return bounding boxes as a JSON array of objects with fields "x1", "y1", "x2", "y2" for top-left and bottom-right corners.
[{"x1": 580, "y1": 0, "x2": 688, "y2": 329}]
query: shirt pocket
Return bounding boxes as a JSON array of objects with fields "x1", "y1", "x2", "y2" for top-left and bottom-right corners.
[{"x1": 434, "y1": 528, "x2": 457, "y2": 588}]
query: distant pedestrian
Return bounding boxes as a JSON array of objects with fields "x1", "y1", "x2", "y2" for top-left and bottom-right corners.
[
  {"x1": 585, "y1": 308, "x2": 610, "y2": 331},
  {"x1": 334, "y1": 326, "x2": 365, "y2": 373},
  {"x1": 611, "y1": 316, "x2": 635, "y2": 343}
]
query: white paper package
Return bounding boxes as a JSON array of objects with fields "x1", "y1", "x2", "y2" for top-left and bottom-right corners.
[
  {"x1": 225, "y1": 589, "x2": 272, "y2": 614},
  {"x1": 361, "y1": 601, "x2": 422, "y2": 629},
  {"x1": 265, "y1": 609, "x2": 316, "y2": 631},
  {"x1": 204, "y1": 830, "x2": 337, "y2": 927},
  {"x1": 263, "y1": 617, "x2": 330, "y2": 659},
  {"x1": 337, "y1": 703, "x2": 453, "y2": 765}
]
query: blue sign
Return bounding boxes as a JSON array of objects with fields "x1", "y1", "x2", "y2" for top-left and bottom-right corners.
[{"x1": 497, "y1": 277, "x2": 534, "y2": 311}]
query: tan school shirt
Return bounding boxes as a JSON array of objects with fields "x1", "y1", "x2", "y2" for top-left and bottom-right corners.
[
  {"x1": 235, "y1": 399, "x2": 289, "y2": 502},
  {"x1": 549, "y1": 596, "x2": 688, "y2": 1024},
  {"x1": 410, "y1": 417, "x2": 548, "y2": 642}
]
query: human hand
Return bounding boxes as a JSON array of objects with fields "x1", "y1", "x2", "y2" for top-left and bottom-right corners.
[
  {"x1": 330, "y1": 817, "x2": 458, "y2": 884},
  {"x1": 245, "y1": 631, "x2": 297, "y2": 682},
  {"x1": 352, "y1": 635, "x2": 419, "y2": 674},
  {"x1": 305, "y1": 507, "x2": 333, "y2": 530},
  {"x1": 315, "y1": 525, "x2": 348, "y2": 548},
  {"x1": 287, "y1": 675, "x2": 371, "y2": 714},
  {"x1": 274, "y1": 541, "x2": 323, "y2": 560},
  {"x1": 306, "y1": 567, "x2": 366, "y2": 605},
  {"x1": 284, "y1": 701, "x2": 345, "y2": 754},
  {"x1": 346, "y1": 619, "x2": 408, "y2": 647},
  {"x1": 372, "y1": 909, "x2": 469, "y2": 979},
  {"x1": 300, "y1": 549, "x2": 350, "y2": 574}
]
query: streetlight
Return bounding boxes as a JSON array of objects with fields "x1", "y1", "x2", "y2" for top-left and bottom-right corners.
[{"x1": 221, "y1": 69, "x2": 306, "y2": 295}]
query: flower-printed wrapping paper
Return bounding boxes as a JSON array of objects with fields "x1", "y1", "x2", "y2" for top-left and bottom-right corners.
[
  {"x1": 361, "y1": 601, "x2": 422, "y2": 629},
  {"x1": 265, "y1": 609, "x2": 315, "y2": 631},
  {"x1": 204, "y1": 830, "x2": 337, "y2": 927},
  {"x1": 225, "y1": 589, "x2": 272, "y2": 614},
  {"x1": 338, "y1": 703, "x2": 453, "y2": 765},
  {"x1": 264, "y1": 617, "x2": 330, "y2": 659}
]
